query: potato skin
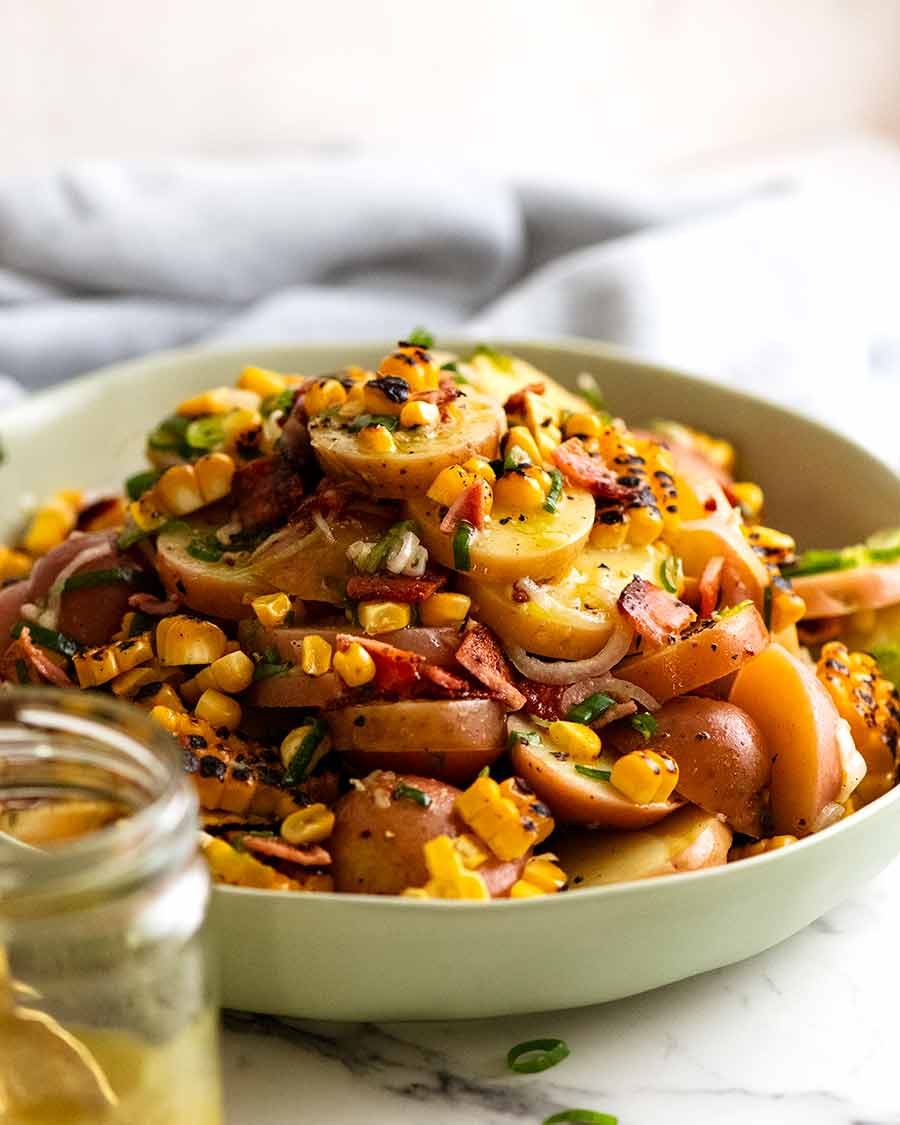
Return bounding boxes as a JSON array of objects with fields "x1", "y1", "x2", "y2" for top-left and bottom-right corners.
[
  {"x1": 330, "y1": 772, "x2": 523, "y2": 895},
  {"x1": 606, "y1": 696, "x2": 770, "y2": 837}
]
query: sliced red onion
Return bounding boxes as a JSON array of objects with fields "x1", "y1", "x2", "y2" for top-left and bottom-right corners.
[
  {"x1": 594, "y1": 701, "x2": 638, "y2": 728},
  {"x1": 560, "y1": 676, "x2": 660, "y2": 716},
  {"x1": 505, "y1": 617, "x2": 634, "y2": 685}
]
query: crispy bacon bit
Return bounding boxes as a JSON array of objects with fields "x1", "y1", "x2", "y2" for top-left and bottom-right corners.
[
  {"x1": 240, "y1": 836, "x2": 331, "y2": 867},
  {"x1": 504, "y1": 382, "x2": 546, "y2": 416},
  {"x1": 618, "y1": 576, "x2": 696, "y2": 647},
  {"x1": 345, "y1": 572, "x2": 445, "y2": 604},
  {"x1": 410, "y1": 378, "x2": 460, "y2": 407},
  {"x1": 455, "y1": 624, "x2": 526, "y2": 711},
  {"x1": 18, "y1": 626, "x2": 74, "y2": 687},
  {"x1": 552, "y1": 438, "x2": 635, "y2": 502},
  {"x1": 698, "y1": 556, "x2": 725, "y2": 619},
  {"x1": 440, "y1": 483, "x2": 487, "y2": 535},
  {"x1": 233, "y1": 455, "x2": 306, "y2": 531},
  {"x1": 420, "y1": 663, "x2": 471, "y2": 694},
  {"x1": 514, "y1": 678, "x2": 567, "y2": 721},
  {"x1": 594, "y1": 700, "x2": 638, "y2": 728},
  {"x1": 128, "y1": 592, "x2": 181, "y2": 616}
]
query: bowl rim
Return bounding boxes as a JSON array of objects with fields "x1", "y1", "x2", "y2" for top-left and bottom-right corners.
[{"x1": 4, "y1": 334, "x2": 899, "y2": 910}]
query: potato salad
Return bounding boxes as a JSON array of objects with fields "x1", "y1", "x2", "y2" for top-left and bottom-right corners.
[{"x1": 1, "y1": 335, "x2": 898, "y2": 898}]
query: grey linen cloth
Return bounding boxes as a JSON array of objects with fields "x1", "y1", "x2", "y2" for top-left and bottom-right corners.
[{"x1": 0, "y1": 152, "x2": 898, "y2": 464}]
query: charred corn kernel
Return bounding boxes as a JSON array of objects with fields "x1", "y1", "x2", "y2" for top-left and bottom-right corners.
[
  {"x1": 23, "y1": 492, "x2": 81, "y2": 555},
  {"x1": 565, "y1": 412, "x2": 604, "y2": 440},
  {"x1": 399, "y1": 399, "x2": 440, "y2": 429},
  {"x1": 110, "y1": 663, "x2": 180, "y2": 698},
  {"x1": 453, "y1": 833, "x2": 489, "y2": 869},
  {"x1": 251, "y1": 592, "x2": 292, "y2": 628},
  {"x1": 419, "y1": 592, "x2": 471, "y2": 627},
  {"x1": 535, "y1": 426, "x2": 562, "y2": 461},
  {"x1": 357, "y1": 423, "x2": 396, "y2": 453},
  {"x1": 525, "y1": 465, "x2": 553, "y2": 494},
  {"x1": 509, "y1": 880, "x2": 544, "y2": 898},
  {"x1": 626, "y1": 503, "x2": 664, "y2": 547},
  {"x1": 0, "y1": 546, "x2": 31, "y2": 582},
  {"x1": 771, "y1": 588, "x2": 807, "y2": 632},
  {"x1": 220, "y1": 407, "x2": 263, "y2": 451},
  {"x1": 421, "y1": 835, "x2": 491, "y2": 900},
  {"x1": 333, "y1": 642, "x2": 376, "y2": 687},
  {"x1": 730, "y1": 834, "x2": 797, "y2": 861},
  {"x1": 743, "y1": 525, "x2": 796, "y2": 566},
  {"x1": 156, "y1": 615, "x2": 226, "y2": 666},
  {"x1": 590, "y1": 518, "x2": 629, "y2": 549},
  {"x1": 300, "y1": 634, "x2": 333, "y2": 676},
  {"x1": 338, "y1": 383, "x2": 367, "y2": 416},
  {"x1": 634, "y1": 439, "x2": 680, "y2": 532},
  {"x1": 193, "y1": 452, "x2": 236, "y2": 504},
  {"x1": 142, "y1": 682, "x2": 186, "y2": 713},
  {"x1": 279, "y1": 724, "x2": 332, "y2": 770},
  {"x1": 731, "y1": 481, "x2": 765, "y2": 520},
  {"x1": 73, "y1": 633, "x2": 154, "y2": 688},
  {"x1": 610, "y1": 749, "x2": 679, "y2": 805},
  {"x1": 455, "y1": 776, "x2": 536, "y2": 861},
  {"x1": 195, "y1": 688, "x2": 242, "y2": 731},
  {"x1": 493, "y1": 471, "x2": 545, "y2": 513},
  {"x1": 547, "y1": 720, "x2": 602, "y2": 763},
  {"x1": 363, "y1": 381, "x2": 406, "y2": 416},
  {"x1": 280, "y1": 803, "x2": 335, "y2": 845},
  {"x1": 305, "y1": 378, "x2": 348, "y2": 416},
  {"x1": 358, "y1": 600, "x2": 412, "y2": 635},
  {"x1": 463, "y1": 456, "x2": 497, "y2": 486},
  {"x1": 427, "y1": 464, "x2": 472, "y2": 506},
  {"x1": 498, "y1": 777, "x2": 555, "y2": 845},
  {"x1": 505, "y1": 426, "x2": 541, "y2": 466},
  {"x1": 201, "y1": 835, "x2": 297, "y2": 891},
  {"x1": 177, "y1": 387, "x2": 260, "y2": 416},
  {"x1": 523, "y1": 389, "x2": 560, "y2": 436},
  {"x1": 155, "y1": 465, "x2": 204, "y2": 516},
  {"x1": 520, "y1": 855, "x2": 567, "y2": 893},
  {"x1": 181, "y1": 650, "x2": 255, "y2": 702},
  {"x1": 378, "y1": 345, "x2": 439, "y2": 392},
  {"x1": 238, "y1": 365, "x2": 286, "y2": 397},
  {"x1": 128, "y1": 494, "x2": 168, "y2": 532}
]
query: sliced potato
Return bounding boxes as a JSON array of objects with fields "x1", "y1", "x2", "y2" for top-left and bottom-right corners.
[
  {"x1": 156, "y1": 524, "x2": 270, "y2": 619},
  {"x1": 667, "y1": 517, "x2": 770, "y2": 609},
  {"x1": 239, "y1": 622, "x2": 462, "y2": 668},
  {"x1": 408, "y1": 485, "x2": 595, "y2": 582},
  {"x1": 730, "y1": 643, "x2": 841, "y2": 837},
  {"x1": 458, "y1": 351, "x2": 586, "y2": 415},
  {"x1": 247, "y1": 668, "x2": 347, "y2": 709},
  {"x1": 555, "y1": 805, "x2": 733, "y2": 889},
  {"x1": 461, "y1": 543, "x2": 669, "y2": 659},
  {"x1": 309, "y1": 390, "x2": 504, "y2": 499},
  {"x1": 328, "y1": 699, "x2": 507, "y2": 784}
]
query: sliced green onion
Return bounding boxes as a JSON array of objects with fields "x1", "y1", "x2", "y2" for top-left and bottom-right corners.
[
  {"x1": 118, "y1": 516, "x2": 187, "y2": 551},
  {"x1": 507, "y1": 1038, "x2": 570, "y2": 1074},
  {"x1": 406, "y1": 326, "x2": 435, "y2": 348},
  {"x1": 452, "y1": 372, "x2": 470, "y2": 385},
  {"x1": 507, "y1": 729, "x2": 540, "y2": 750},
  {"x1": 574, "y1": 764, "x2": 612, "y2": 782},
  {"x1": 185, "y1": 416, "x2": 225, "y2": 451},
  {"x1": 543, "y1": 1111, "x2": 618, "y2": 1125},
  {"x1": 713, "y1": 598, "x2": 753, "y2": 621},
  {"x1": 187, "y1": 535, "x2": 223, "y2": 562},
  {"x1": 10, "y1": 620, "x2": 78, "y2": 658},
  {"x1": 261, "y1": 388, "x2": 295, "y2": 417},
  {"x1": 543, "y1": 469, "x2": 564, "y2": 513},
  {"x1": 658, "y1": 555, "x2": 682, "y2": 594},
  {"x1": 566, "y1": 692, "x2": 615, "y2": 725},
  {"x1": 477, "y1": 765, "x2": 491, "y2": 778},
  {"x1": 393, "y1": 782, "x2": 432, "y2": 808},
  {"x1": 784, "y1": 547, "x2": 859, "y2": 578},
  {"x1": 866, "y1": 527, "x2": 900, "y2": 563},
  {"x1": 283, "y1": 718, "x2": 328, "y2": 785},
  {"x1": 147, "y1": 414, "x2": 190, "y2": 456},
  {"x1": 252, "y1": 648, "x2": 292, "y2": 682},
  {"x1": 348, "y1": 413, "x2": 400, "y2": 433},
  {"x1": 359, "y1": 520, "x2": 419, "y2": 575},
  {"x1": 63, "y1": 567, "x2": 138, "y2": 593},
  {"x1": 630, "y1": 713, "x2": 658, "y2": 740},
  {"x1": 452, "y1": 521, "x2": 475, "y2": 571},
  {"x1": 125, "y1": 469, "x2": 161, "y2": 501}
]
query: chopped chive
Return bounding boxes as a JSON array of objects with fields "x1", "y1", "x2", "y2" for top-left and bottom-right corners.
[
  {"x1": 543, "y1": 1111, "x2": 618, "y2": 1124},
  {"x1": 658, "y1": 555, "x2": 682, "y2": 594},
  {"x1": 406, "y1": 327, "x2": 435, "y2": 349},
  {"x1": 566, "y1": 692, "x2": 615, "y2": 725},
  {"x1": 63, "y1": 566, "x2": 138, "y2": 593},
  {"x1": 359, "y1": 520, "x2": 419, "y2": 575},
  {"x1": 393, "y1": 782, "x2": 432, "y2": 807},
  {"x1": 348, "y1": 413, "x2": 400, "y2": 433},
  {"x1": 574, "y1": 764, "x2": 612, "y2": 782},
  {"x1": 452, "y1": 521, "x2": 475, "y2": 571},
  {"x1": 477, "y1": 765, "x2": 491, "y2": 778},
  {"x1": 252, "y1": 649, "x2": 292, "y2": 681},
  {"x1": 147, "y1": 414, "x2": 191, "y2": 457},
  {"x1": 783, "y1": 547, "x2": 858, "y2": 578},
  {"x1": 714, "y1": 599, "x2": 753, "y2": 620},
  {"x1": 283, "y1": 718, "x2": 328, "y2": 785},
  {"x1": 507, "y1": 1037, "x2": 570, "y2": 1074},
  {"x1": 440, "y1": 361, "x2": 458, "y2": 372},
  {"x1": 10, "y1": 620, "x2": 78, "y2": 658},
  {"x1": 866, "y1": 527, "x2": 900, "y2": 563},
  {"x1": 125, "y1": 469, "x2": 161, "y2": 501},
  {"x1": 543, "y1": 469, "x2": 564, "y2": 513},
  {"x1": 630, "y1": 713, "x2": 658, "y2": 740}
]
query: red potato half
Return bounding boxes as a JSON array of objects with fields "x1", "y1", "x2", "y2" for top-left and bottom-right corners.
[
  {"x1": 616, "y1": 603, "x2": 769, "y2": 704},
  {"x1": 239, "y1": 622, "x2": 463, "y2": 669},
  {"x1": 330, "y1": 772, "x2": 524, "y2": 896},
  {"x1": 606, "y1": 696, "x2": 770, "y2": 836},
  {"x1": 510, "y1": 733, "x2": 680, "y2": 829},
  {"x1": 327, "y1": 699, "x2": 507, "y2": 784},
  {"x1": 555, "y1": 806, "x2": 733, "y2": 889},
  {"x1": 791, "y1": 562, "x2": 900, "y2": 619},
  {"x1": 729, "y1": 644, "x2": 842, "y2": 837}
]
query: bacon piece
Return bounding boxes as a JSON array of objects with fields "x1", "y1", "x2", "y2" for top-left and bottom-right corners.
[
  {"x1": 594, "y1": 700, "x2": 638, "y2": 728},
  {"x1": 336, "y1": 633, "x2": 425, "y2": 695},
  {"x1": 440, "y1": 483, "x2": 487, "y2": 534},
  {"x1": 128, "y1": 592, "x2": 181, "y2": 616},
  {"x1": 504, "y1": 382, "x2": 546, "y2": 416},
  {"x1": 514, "y1": 678, "x2": 567, "y2": 721},
  {"x1": 18, "y1": 626, "x2": 74, "y2": 687},
  {"x1": 410, "y1": 378, "x2": 460, "y2": 407},
  {"x1": 698, "y1": 556, "x2": 725, "y2": 619},
  {"x1": 618, "y1": 576, "x2": 696, "y2": 647},
  {"x1": 0, "y1": 639, "x2": 41, "y2": 685},
  {"x1": 454, "y1": 624, "x2": 526, "y2": 711},
  {"x1": 719, "y1": 562, "x2": 754, "y2": 610},
  {"x1": 552, "y1": 438, "x2": 635, "y2": 502},
  {"x1": 240, "y1": 836, "x2": 331, "y2": 867},
  {"x1": 345, "y1": 572, "x2": 445, "y2": 604},
  {"x1": 420, "y1": 663, "x2": 471, "y2": 694},
  {"x1": 233, "y1": 454, "x2": 306, "y2": 532}
]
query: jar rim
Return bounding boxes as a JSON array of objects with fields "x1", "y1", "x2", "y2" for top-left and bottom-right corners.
[{"x1": 0, "y1": 688, "x2": 197, "y2": 912}]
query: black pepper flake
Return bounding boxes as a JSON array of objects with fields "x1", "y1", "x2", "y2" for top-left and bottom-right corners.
[
  {"x1": 499, "y1": 516, "x2": 513, "y2": 525},
  {"x1": 353, "y1": 715, "x2": 366, "y2": 727}
]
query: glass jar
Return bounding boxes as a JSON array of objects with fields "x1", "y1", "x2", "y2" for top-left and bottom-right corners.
[{"x1": 0, "y1": 688, "x2": 222, "y2": 1125}]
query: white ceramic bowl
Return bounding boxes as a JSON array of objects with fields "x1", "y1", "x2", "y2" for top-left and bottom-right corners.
[{"x1": 2, "y1": 339, "x2": 899, "y2": 1020}]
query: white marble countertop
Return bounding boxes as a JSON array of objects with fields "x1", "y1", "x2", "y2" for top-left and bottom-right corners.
[{"x1": 222, "y1": 857, "x2": 900, "y2": 1125}]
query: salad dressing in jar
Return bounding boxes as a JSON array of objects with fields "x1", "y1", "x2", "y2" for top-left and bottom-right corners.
[{"x1": 0, "y1": 689, "x2": 222, "y2": 1124}]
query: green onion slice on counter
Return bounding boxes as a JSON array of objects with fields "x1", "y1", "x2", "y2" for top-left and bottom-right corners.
[{"x1": 507, "y1": 1037, "x2": 571, "y2": 1074}]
